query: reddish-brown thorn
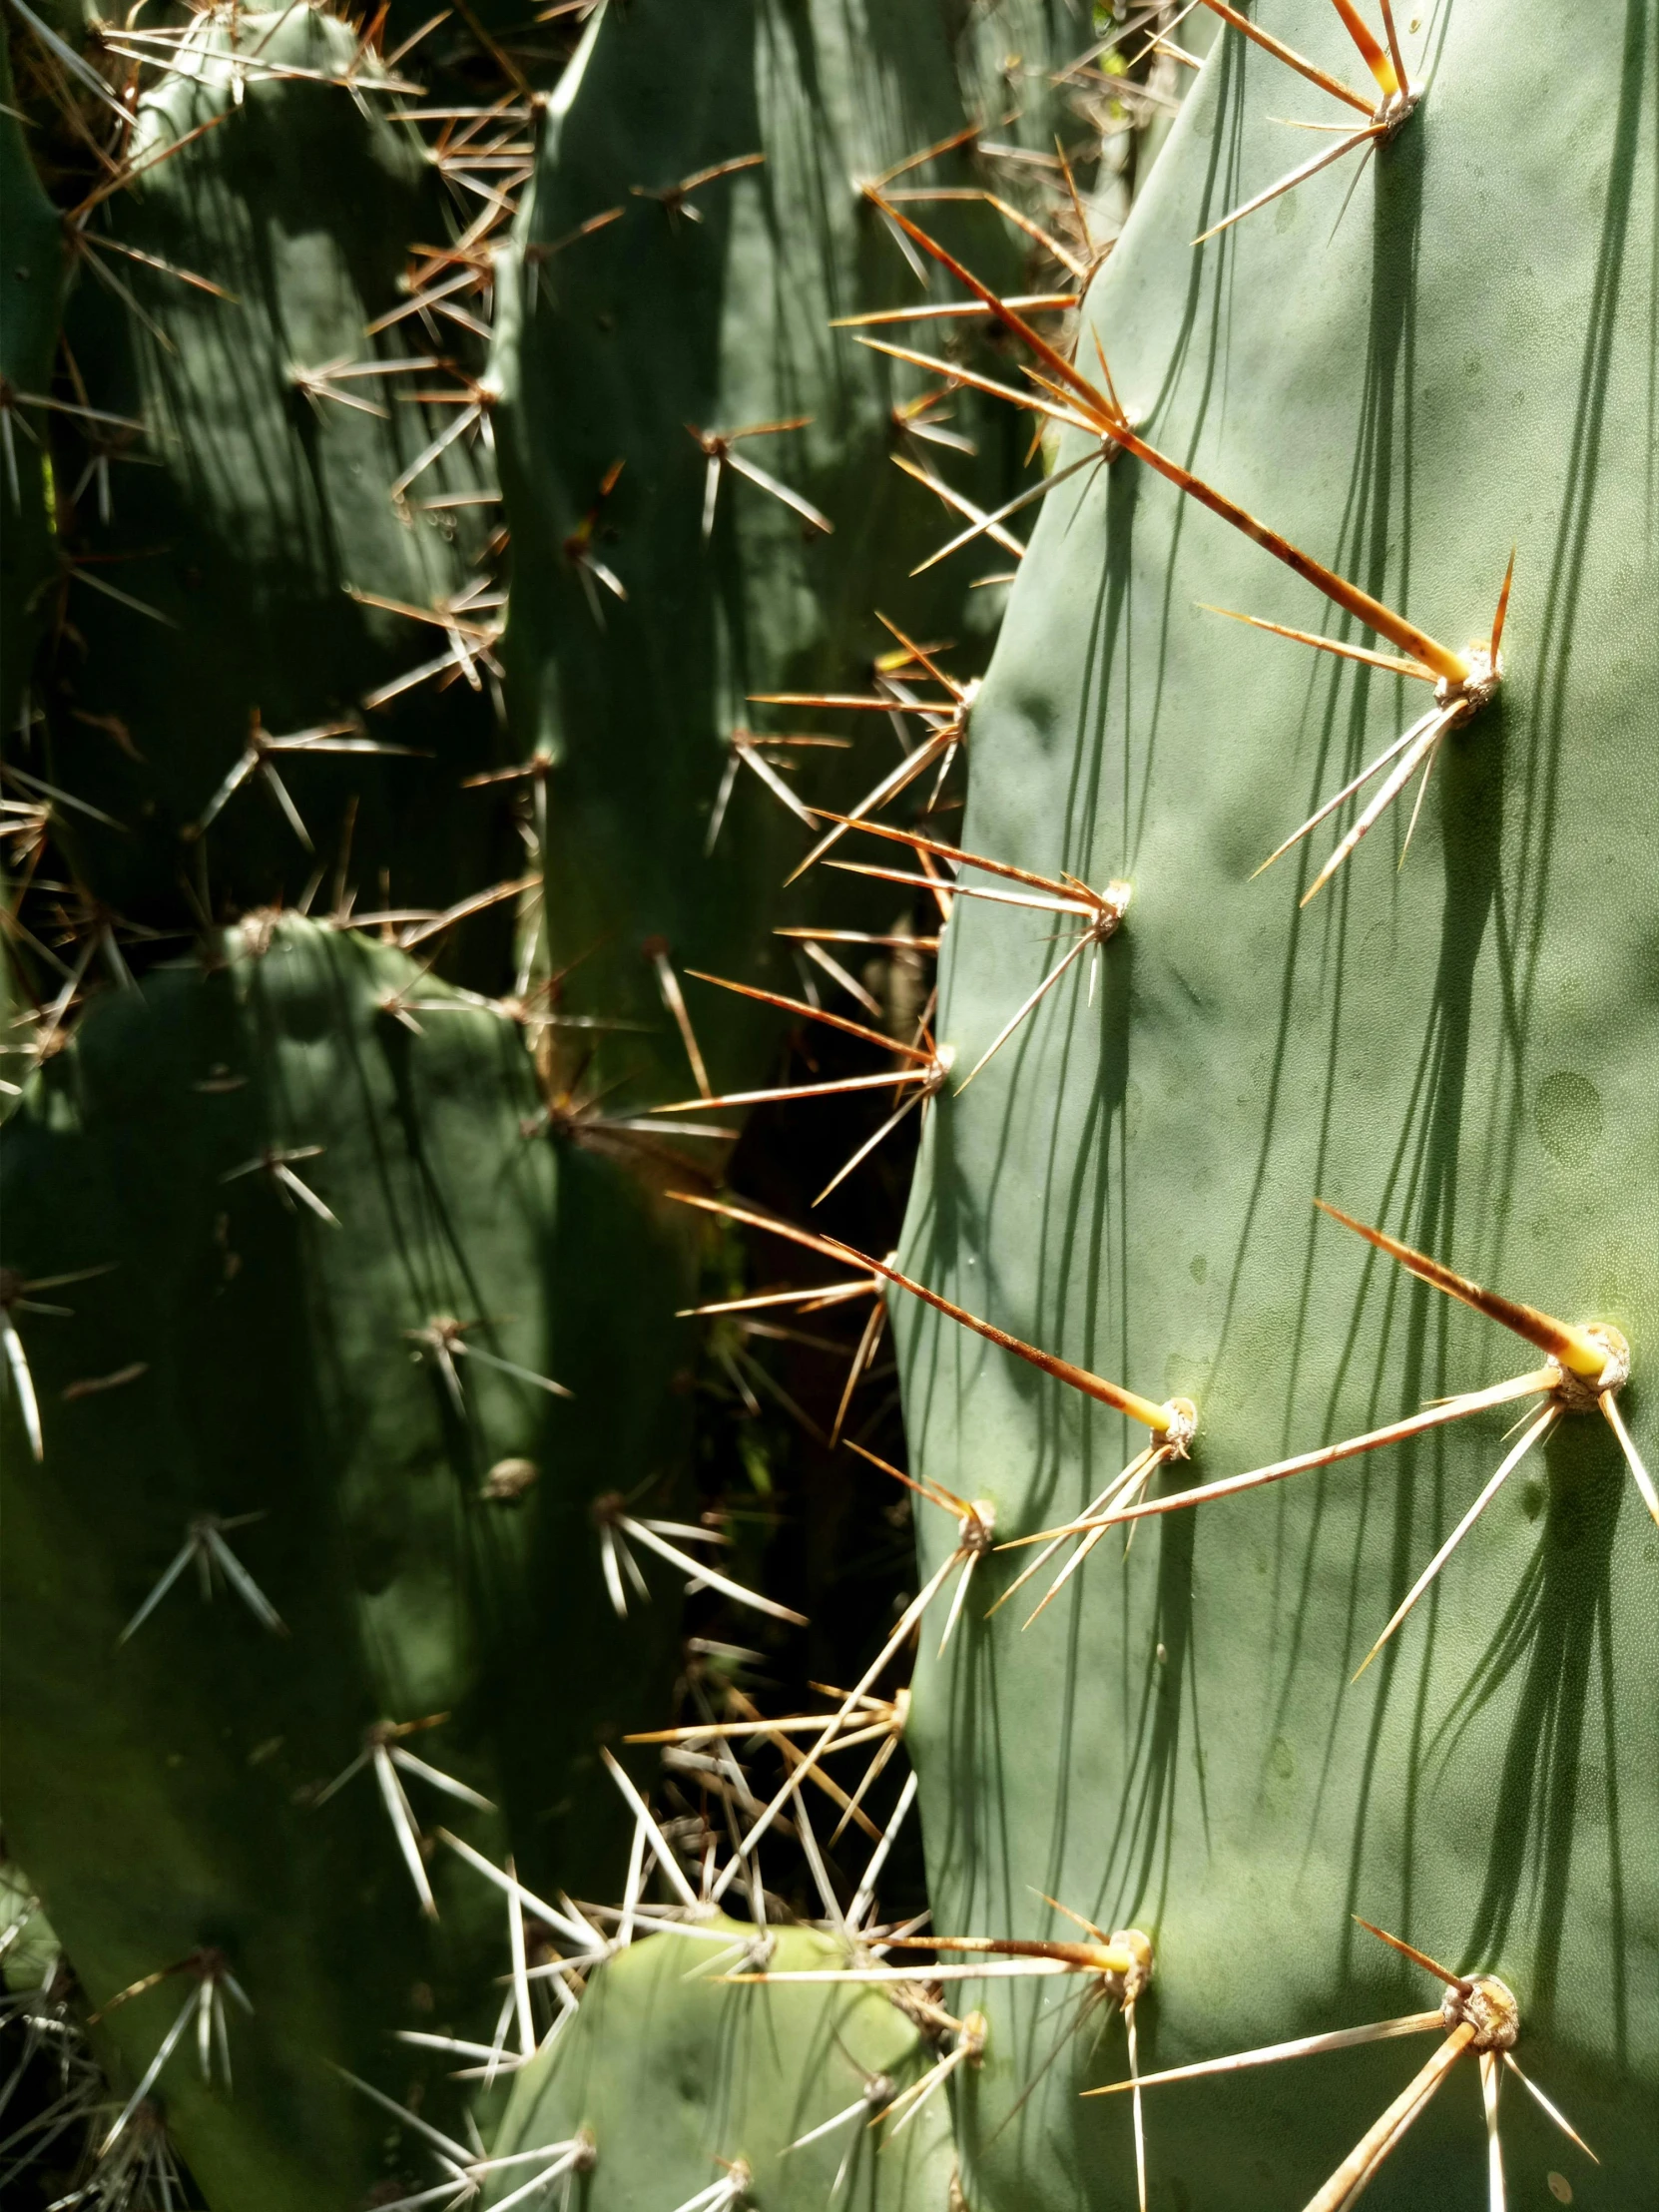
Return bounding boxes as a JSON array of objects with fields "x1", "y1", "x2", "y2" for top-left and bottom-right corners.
[
  {"x1": 1197, "y1": 0, "x2": 1377, "y2": 115},
  {"x1": 1330, "y1": 0, "x2": 1400, "y2": 95},
  {"x1": 862, "y1": 193, "x2": 1118, "y2": 422},
  {"x1": 682, "y1": 968, "x2": 936, "y2": 1063},
  {"x1": 667, "y1": 1192, "x2": 1179, "y2": 1435},
  {"x1": 872, "y1": 611, "x2": 964, "y2": 700},
  {"x1": 1354, "y1": 1917, "x2": 1471, "y2": 1992},
  {"x1": 1489, "y1": 546, "x2": 1517, "y2": 658},
  {"x1": 1314, "y1": 1199, "x2": 1610, "y2": 1380},
  {"x1": 842, "y1": 1436, "x2": 972, "y2": 1524},
  {"x1": 810, "y1": 810, "x2": 1095, "y2": 902},
  {"x1": 858, "y1": 206, "x2": 1470, "y2": 683}
]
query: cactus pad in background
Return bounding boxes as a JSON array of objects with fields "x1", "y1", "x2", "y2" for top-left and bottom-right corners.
[
  {"x1": 0, "y1": 36, "x2": 65, "y2": 745},
  {"x1": 0, "y1": 913, "x2": 700, "y2": 2207},
  {"x1": 15, "y1": 8, "x2": 506, "y2": 944},
  {"x1": 885, "y1": 2, "x2": 1658, "y2": 2205},
  {"x1": 486, "y1": 0, "x2": 1065, "y2": 1101}
]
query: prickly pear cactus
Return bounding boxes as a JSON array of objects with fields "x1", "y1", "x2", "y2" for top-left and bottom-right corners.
[
  {"x1": 0, "y1": 37, "x2": 64, "y2": 740},
  {"x1": 22, "y1": 8, "x2": 505, "y2": 938},
  {"x1": 890, "y1": 4, "x2": 1659, "y2": 2207},
  {"x1": 3, "y1": 0, "x2": 1083, "y2": 2197},
  {"x1": 0, "y1": 915, "x2": 692, "y2": 2207},
  {"x1": 488, "y1": 0, "x2": 1046, "y2": 1093},
  {"x1": 484, "y1": 1922, "x2": 957, "y2": 2212}
]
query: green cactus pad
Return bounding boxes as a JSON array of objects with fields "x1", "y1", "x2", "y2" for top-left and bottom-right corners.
[
  {"x1": 27, "y1": 10, "x2": 505, "y2": 939},
  {"x1": 486, "y1": 0, "x2": 1056, "y2": 1100},
  {"x1": 484, "y1": 1920, "x2": 958, "y2": 2211},
  {"x1": 0, "y1": 914, "x2": 694, "y2": 2209},
  {"x1": 891, "y1": 4, "x2": 1659, "y2": 2205}
]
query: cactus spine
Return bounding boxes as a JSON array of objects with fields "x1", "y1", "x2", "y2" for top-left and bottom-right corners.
[{"x1": 4, "y1": 3, "x2": 1652, "y2": 2210}]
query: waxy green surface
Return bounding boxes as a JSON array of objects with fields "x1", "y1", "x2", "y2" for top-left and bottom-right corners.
[
  {"x1": 28, "y1": 12, "x2": 505, "y2": 943},
  {"x1": 892, "y1": 4, "x2": 1659, "y2": 2204},
  {"x1": 486, "y1": 1921, "x2": 957, "y2": 2211},
  {"x1": 0, "y1": 917, "x2": 690, "y2": 2208},
  {"x1": 488, "y1": 0, "x2": 1058, "y2": 1100}
]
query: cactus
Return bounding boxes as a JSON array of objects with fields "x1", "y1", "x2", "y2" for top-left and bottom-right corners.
[
  {"x1": 869, "y1": 3, "x2": 1659, "y2": 2206},
  {"x1": 0, "y1": 2, "x2": 1089, "y2": 2205},
  {"x1": 0, "y1": 913, "x2": 702, "y2": 2206},
  {"x1": 485, "y1": 0, "x2": 1056, "y2": 1097},
  {"x1": 482, "y1": 1922, "x2": 958, "y2": 2212},
  {"x1": 15, "y1": 6, "x2": 506, "y2": 944},
  {"x1": 22, "y1": 3, "x2": 1642, "y2": 2210}
]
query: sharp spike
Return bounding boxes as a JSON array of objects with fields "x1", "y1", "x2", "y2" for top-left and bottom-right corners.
[
  {"x1": 1194, "y1": 121, "x2": 1387, "y2": 247},
  {"x1": 831, "y1": 292, "x2": 1076, "y2": 328},
  {"x1": 810, "y1": 808, "x2": 1094, "y2": 900},
  {"x1": 646, "y1": 940, "x2": 714, "y2": 1098},
  {"x1": 1252, "y1": 706, "x2": 1447, "y2": 878},
  {"x1": 667, "y1": 1193, "x2": 1177, "y2": 1433},
  {"x1": 860, "y1": 195, "x2": 1119, "y2": 422},
  {"x1": 892, "y1": 450, "x2": 1030, "y2": 557},
  {"x1": 1489, "y1": 545, "x2": 1517, "y2": 657},
  {"x1": 838, "y1": 1437, "x2": 970, "y2": 1532},
  {"x1": 1500, "y1": 2054, "x2": 1598, "y2": 2164},
  {"x1": 830, "y1": 1298, "x2": 887, "y2": 1448},
  {"x1": 710, "y1": 1552, "x2": 958, "y2": 1900},
  {"x1": 1377, "y1": 0, "x2": 1411, "y2": 95},
  {"x1": 653, "y1": 1068, "x2": 936, "y2": 1114},
  {"x1": 1098, "y1": 1367, "x2": 1559, "y2": 1531},
  {"x1": 1329, "y1": 0, "x2": 1399, "y2": 95},
  {"x1": 682, "y1": 967, "x2": 935, "y2": 1062},
  {"x1": 1126, "y1": 1997, "x2": 1148, "y2": 2212},
  {"x1": 1480, "y1": 2049, "x2": 1506, "y2": 2212},
  {"x1": 1017, "y1": 1446, "x2": 1163, "y2": 1626},
  {"x1": 1298, "y1": 706, "x2": 1455, "y2": 902},
  {"x1": 812, "y1": 1087, "x2": 927, "y2": 1207},
  {"x1": 1599, "y1": 1390, "x2": 1659, "y2": 1525},
  {"x1": 1351, "y1": 1919, "x2": 1468, "y2": 1989},
  {"x1": 956, "y1": 931, "x2": 1096, "y2": 1094},
  {"x1": 1088, "y1": 2012, "x2": 1443, "y2": 2097},
  {"x1": 1105, "y1": 415, "x2": 1468, "y2": 680},
  {"x1": 1198, "y1": 601, "x2": 1435, "y2": 680},
  {"x1": 1196, "y1": 0, "x2": 1379, "y2": 114},
  {"x1": 1352, "y1": 1404, "x2": 1560, "y2": 1679},
  {"x1": 1314, "y1": 1201, "x2": 1611, "y2": 1378},
  {"x1": 1302, "y1": 2025, "x2": 1474, "y2": 2212},
  {"x1": 599, "y1": 1748, "x2": 702, "y2": 1912}
]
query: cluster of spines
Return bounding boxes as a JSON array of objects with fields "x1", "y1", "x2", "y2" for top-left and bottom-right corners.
[
  {"x1": 633, "y1": 9, "x2": 1638, "y2": 2207},
  {"x1": 5, "y1": 7, "x2": 1646, "y2": 2211},
  {"x1": 0, "y1": 3, "x2": 1160, "y2": 2205}
]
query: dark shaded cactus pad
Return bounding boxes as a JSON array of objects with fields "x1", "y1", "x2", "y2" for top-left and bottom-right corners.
[
  {"x1": 0, "y1": 915, "x2": 691, "y2": 2207},
  {"x1": 25, "y1": 9, "x2": 505, "y2": 937},
  {"x1": 487, "y1": 0, "x2": 1052, "y2": 1096}
]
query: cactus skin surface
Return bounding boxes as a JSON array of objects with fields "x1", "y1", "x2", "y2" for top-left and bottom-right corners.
[
  {"x1": 890, "y1": 5, "x2": 1659, "y2": 2206},
  {"x1": 0, "y1": 37, "x2": 65, "y2": 741},
  {"x1": 30, "y1": 11, "x2": 505, "y2": 939},
  {"x1": 4, "y1": 7, "x2": 1074, "y2": 2201},
  {"x1": 487, "y1": 0, "x2": 1048, "y2": 1096},
  {"x1": 0, "y1": 916, "x2": 691, "y2": 2209},
  {"x1": 484, "y1": 1922, "x2": 956, "y2": 2212}
]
